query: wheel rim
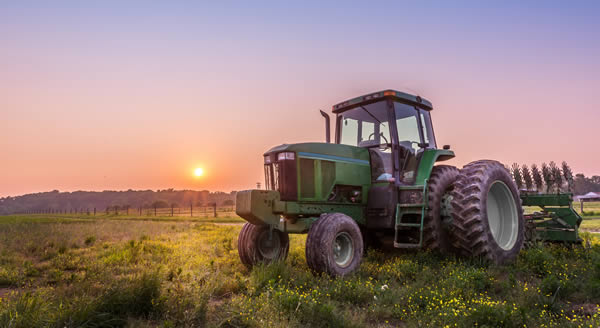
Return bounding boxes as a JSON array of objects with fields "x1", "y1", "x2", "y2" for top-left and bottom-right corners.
[
  {"x1": 333, "y1": 232, "x2": 353, "y2": 267},
  {"x1": 258, "y1": 230, "x2": 281, "y2": 260},
  {"x1": 486, "y1": 181, "x2": 518, "y2": 250}
]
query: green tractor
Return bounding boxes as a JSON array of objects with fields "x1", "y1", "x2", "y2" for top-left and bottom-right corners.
[{"x1": 236, "y1": 89, "x2": 577, "y2": 277}]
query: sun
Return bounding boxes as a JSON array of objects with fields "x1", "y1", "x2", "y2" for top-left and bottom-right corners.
[{"x1": 194, "y1": 167, "x2": 204, "y2": 177}]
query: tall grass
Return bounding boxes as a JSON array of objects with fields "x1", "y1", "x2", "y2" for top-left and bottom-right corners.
[{"x1": 0, "y1": 215, "x2": 599, "y2": 327}]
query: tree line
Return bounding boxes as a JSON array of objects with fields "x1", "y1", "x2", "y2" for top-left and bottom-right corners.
[{"x1": 0, "y1": 189, "x2": 236, "y2": 215}]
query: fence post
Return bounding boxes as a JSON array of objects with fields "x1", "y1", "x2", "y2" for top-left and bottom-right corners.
[
  {"x1": 190, "y1": 203, "x2": 193, "y2": 217},
  {"x1": 154, "y1": 206, "x2": 157, "y2": 216},
  {"x1": 213, "y1": 203, "x2": 217, "y2": 218},
  {"x1": 171, "y1": 205, "x2": 174, "y2": 217}
]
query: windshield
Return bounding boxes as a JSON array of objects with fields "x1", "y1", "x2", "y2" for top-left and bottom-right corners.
[{"x1": 339, "y1": 101, "x2": 391, "y2": 147}]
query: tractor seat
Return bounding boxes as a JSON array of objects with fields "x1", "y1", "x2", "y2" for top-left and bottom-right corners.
[{"x1": 398, "y1": 141, "x2": 415, "y2": 154}]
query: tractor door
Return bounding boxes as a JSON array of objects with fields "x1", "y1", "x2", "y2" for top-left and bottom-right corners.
[{"x1": 388, "y1": 101, "x2": 435, "y2": 185}]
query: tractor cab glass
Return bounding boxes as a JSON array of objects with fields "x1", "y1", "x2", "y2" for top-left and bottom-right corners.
[
  {"x1": 337, "y1": 100, "x2": 436, "y2": 184},
  {"x1": 339, "y1": 101, "x2": 391, "y2": 148}
]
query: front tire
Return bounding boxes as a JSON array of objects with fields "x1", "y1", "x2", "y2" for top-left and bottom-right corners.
[
  {"x1": 238, "y1": 223, "x2": 289, "y2": 268},
  {"x1": 450, "y1": 160, "x2": 524, "y2": 264},
  {"x1": 306, "y1": 213, "x2": 363, "y2": 277}
]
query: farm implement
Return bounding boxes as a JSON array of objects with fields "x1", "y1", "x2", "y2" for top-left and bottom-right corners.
[{"x1": 235, "y1": 89, "x2": 583, "y2": 276}]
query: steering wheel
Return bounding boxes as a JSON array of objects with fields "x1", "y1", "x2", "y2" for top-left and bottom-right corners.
[{"x1": 368, "y1": 132, "x2": 389, "y2": 144}]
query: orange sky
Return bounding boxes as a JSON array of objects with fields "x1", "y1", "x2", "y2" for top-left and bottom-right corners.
[{"x1": 1, "y1": 3, "x2": 599, "y2": 197}]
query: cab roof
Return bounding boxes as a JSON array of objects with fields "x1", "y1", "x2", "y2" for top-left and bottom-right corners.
[{"x1": 332, "y1": 89, "x2": 433, "y2": 113}]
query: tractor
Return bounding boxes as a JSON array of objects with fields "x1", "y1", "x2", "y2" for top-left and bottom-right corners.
[{"x1": 235, "y1": 90, "x2": 581, "y2": 276}]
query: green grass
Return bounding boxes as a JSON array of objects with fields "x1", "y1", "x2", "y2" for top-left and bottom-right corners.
[
  {"x1": 577, "y1": 201, "x2": 600, "y2": 219},
  {"x1": 581, "y1": 219, "x2": 600, "y2": 231},
  {"x1": 0, "y1": 215, "x2": 599, "y2": 327}
]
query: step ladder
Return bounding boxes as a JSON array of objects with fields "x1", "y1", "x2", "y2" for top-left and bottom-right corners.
[{"x1": 394, "y1": 181, "x2": 429, "y2": 248}]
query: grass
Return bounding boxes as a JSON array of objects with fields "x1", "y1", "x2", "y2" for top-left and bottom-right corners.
[
  {"x1": 0, "y1": 214, "x2": 599, "y2": 327},
  {"x1": 577, "y1": 201, "x2": 600, "y2": 219},
  {"x1": 581, "y1": 219, "x2": 600, "y2": 231}
]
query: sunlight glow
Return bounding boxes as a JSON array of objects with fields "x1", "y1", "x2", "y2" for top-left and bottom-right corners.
[{"x1": 194, "y1": 167, "x2": 204, "y2": 177}]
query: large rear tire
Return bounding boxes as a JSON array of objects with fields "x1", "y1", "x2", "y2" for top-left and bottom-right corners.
[
  {"x1": 238, "y1": 223, "x2": 289, "y2": 268},
  {"x1": 306, "y1": 213, "x2": 363, "y2": 277},
  {"x1": 422, "y1": 165, "x2": 459, "y2": 253},
  {"x1": 450, "y1": 160, "x2": 524, "y2": 264}
]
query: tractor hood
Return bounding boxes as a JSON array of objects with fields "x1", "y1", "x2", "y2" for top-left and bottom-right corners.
[
  {"x1": 262, "y1": 142, "x2": 372, "y2": 204},
  {"x1": 264, "y1": 142, "x2": 370, "y2": 164}
]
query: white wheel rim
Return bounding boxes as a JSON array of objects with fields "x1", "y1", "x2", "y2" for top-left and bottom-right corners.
[
  {"x1": 486, "y1": 181, "x2": 518, "y2": 250},
  {"x1": 333, "y1": 232, "x2": 354, "y2": 267},
  {"x1": 258, "y1": 230, "x2": 281, "y2": 259}
]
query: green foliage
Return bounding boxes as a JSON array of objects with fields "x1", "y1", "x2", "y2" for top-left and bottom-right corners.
[{"x1": 2, "y1": 216, "x2": 600, "y2": 327}]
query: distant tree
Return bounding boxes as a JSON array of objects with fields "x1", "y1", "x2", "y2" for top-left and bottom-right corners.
[
  {"x1": 541, "y1": 163, "x2": 554, "y2": 192},
  {"x1": 522, "y1": 164, "x2": 533, "y2": 191},
  {"x1": 222, "y1": 199, "x2": 234, "y2": 206},
  {"x1": 549, "y1": 162, "x2": 562, "y2": 192},
  {"x1": 152, "y1": 200, "x2": 169, "y2": 208},
  {"x1": 511, "y1": 163, "x2": 523, "y2": 190},
  {"x1": 531, "y1": 164, "x2": 544, "y2": 192},
  {"x1": 562, "y1": 161, "x2": 574, "y2": 192}
]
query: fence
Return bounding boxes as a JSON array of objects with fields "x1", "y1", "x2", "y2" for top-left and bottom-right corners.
[{"x1": 19, "y1": 205, "x2": 237, "y2": 218}]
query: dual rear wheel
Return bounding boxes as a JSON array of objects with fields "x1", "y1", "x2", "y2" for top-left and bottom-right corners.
[{"x1": 424, "y1": 161, "x2": 524, "y2": 264}]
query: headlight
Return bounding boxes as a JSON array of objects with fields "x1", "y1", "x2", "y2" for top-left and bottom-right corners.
[
  {"x1": 264, "y1": 155, "x2": 271, "y2": 164},
  {"x1": 277, "y1": 152, "x2": 295, "y2": 161}
]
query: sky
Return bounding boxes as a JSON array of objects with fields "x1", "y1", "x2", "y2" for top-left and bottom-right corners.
[{"x1": 1, "y1": 1, "x2": 599, "y2": 197}]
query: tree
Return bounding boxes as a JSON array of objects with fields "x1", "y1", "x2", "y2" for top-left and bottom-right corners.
[
  {"x1": 549, "y1": 161, "x2": 562, "y2": 192},
  {"x1": 511, "y1": 163, "x2": 523, "y2": 190},
  {"x1": 531, "y1": 164, "x2": 544, "y2": 192},
  {"x1": 562, "y1": 161, "x2": 574, "y2": 192},
  {"x1": 222, "y1": 199, "x2": 234, "y2": 206},
  {"x1": 522, "y1": 164, "x2": 533, "y2": 191},
  {"x1": 152, "y1": 200, "x2": 169, "y2": 208},
  {"x1": 541, "y1": 163, "x2": 553, "y2": 192}
]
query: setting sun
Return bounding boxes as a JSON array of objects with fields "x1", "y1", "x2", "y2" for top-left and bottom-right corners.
[{"x1": 194, "y1": 167, "x2": 204, "y2": 177}]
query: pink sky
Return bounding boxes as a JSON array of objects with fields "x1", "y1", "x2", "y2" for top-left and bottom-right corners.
[{"x1": 1, "y1": 2, "x2": 599, "y2": 197}]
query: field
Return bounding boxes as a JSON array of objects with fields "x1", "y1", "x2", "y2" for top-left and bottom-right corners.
[
  {"x1": 577, "y1": 201, "x2": 600, "y2": 219},
  {"x1": 1, "y1": 214, "x2": 600, "y2": 327}
]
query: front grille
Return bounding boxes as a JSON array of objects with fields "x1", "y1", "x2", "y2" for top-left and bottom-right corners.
[{"x1": 264, "y1": 155, "x2": 297, "y2": 201}]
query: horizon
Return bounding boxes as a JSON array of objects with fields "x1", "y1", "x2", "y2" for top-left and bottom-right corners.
[{"x1": 2, "y1": 2, "x2": 599, "y2": 197}]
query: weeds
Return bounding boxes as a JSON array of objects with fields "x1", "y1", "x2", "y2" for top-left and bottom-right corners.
[{"x1": 0, "y1": 215, "x2": 599, "y2": 327}]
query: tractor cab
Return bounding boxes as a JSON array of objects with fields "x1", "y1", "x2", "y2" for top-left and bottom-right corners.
[{"x1": 332, "y1": 90, "x2": 438, "y2": 186}]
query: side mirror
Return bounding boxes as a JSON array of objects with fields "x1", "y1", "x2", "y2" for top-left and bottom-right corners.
[
  {"x1": 443, "y1": 145, "x2": 451, "y2": 150},
  {"x1": 319, "y1": 110, "x2": 331, "y2": 143}
]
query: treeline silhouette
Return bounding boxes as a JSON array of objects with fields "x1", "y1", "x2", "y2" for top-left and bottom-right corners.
[{"x1": 0, "y1": 189, "x2": 236, "y2": 215}]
